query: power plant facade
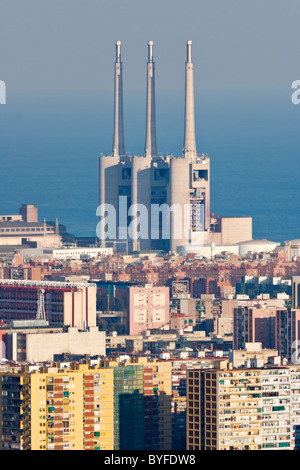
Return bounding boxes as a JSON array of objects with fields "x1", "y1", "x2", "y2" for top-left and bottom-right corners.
[{"x1": 99, "y1": 40, "x2": 252, "y2": 254}]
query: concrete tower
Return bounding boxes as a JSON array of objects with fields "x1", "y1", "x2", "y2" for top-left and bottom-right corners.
[
  {"x1": 183, "y1": 40, "x2": 197, "y2": 159},
  {"x1": 112, "y1": 41, "x2": 126, "y2": 157},
  {"x1": 131, "y1": 155, "x2": 151, "y2": 252},
  {"x1": 169, "y1": 157, "x2": 191, "y2": 252},
  {"x1": 144, "y1": 41, "x2": 158, "y2": 158}
]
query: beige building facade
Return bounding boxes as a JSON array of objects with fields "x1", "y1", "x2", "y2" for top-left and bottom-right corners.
[
  {"x1": 187, "y1": 366, "x2": 300, "y2": 450},
  {"x1": 0, "y1": 204, "x2": 61, "y2": 248},
  {"x1": 25, "y1": 327, "x2": 106, "y2": 362}
]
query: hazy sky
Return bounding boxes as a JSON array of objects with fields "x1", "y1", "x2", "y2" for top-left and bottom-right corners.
[{"x1": 1, "y1": 0, "x2": 300, "y2": 91}]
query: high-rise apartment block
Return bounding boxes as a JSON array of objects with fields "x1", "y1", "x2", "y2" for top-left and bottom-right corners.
[
  {"x1": 0, "y1": 358, "x2": 172, "y2": 450},
  {"x1": 143, "y1": 359, "x2": 172, "y2": 450},
  {"x1": 292, "y1": 276, "x2": 300, "y2": 308},
  {"x1": 112, "y1": 364, "x2": 144, "y2": 450},
  {"x1": 99, "y1": 40, "x2": 252, "y2": 254},
  {"x1": 109, "y1": 356, "x2": 172, "y2": 450},
  {"x1": 233, "y1": 306, "x2": 277, "y2": 349},
  {"x1": 233, "y1": 306, "x2": 300, "y2": 363},
  {"x1": 0, "y1": 364, "x2": 114, "y2": 450},
  {"x1": 187, "y1": 366, "x2": 300, "y2": 450}
]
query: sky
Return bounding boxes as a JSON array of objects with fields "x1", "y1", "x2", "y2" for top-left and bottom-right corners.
[
  {"x1": 1, "y1": 0, "x2": 300, "y2": 92},
  {"x1": 0, "y1": 0, "x2": 299, "y2": 242}
]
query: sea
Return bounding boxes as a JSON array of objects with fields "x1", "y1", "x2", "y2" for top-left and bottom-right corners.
[{"x1": 0, "y1": 89, "x2": 299, "y2": 244}]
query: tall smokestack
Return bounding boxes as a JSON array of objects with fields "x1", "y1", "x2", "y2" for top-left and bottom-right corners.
[
  {"x1": 183, "y1": 40, "x2": 197, "y2": 158},
  {"x1": 144, "y1": 40, "x2": 158, "y2": 158},
  {"x1": 112, "y1": 41, "x2": 126, "y2": 157}
]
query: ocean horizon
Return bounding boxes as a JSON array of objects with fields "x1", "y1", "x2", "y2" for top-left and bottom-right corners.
[{"x1": 0, "y1": 89, "x2": 299, "y2": 245}]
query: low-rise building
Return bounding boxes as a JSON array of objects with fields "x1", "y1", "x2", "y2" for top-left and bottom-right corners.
[
  {"x1": 3, "y1": 326, "x2": 106, "y2": 363},
  {"x1": 0, "y1": 205, "x2": 61, "y2": 248}
]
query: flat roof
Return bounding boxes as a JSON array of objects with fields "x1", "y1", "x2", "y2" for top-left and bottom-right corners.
[
  {"x1": 0, "y1": 279, "x2": 96, "y2": 289},
  {"x1": 0, "y1": 221, "x2": 46, "y2": 228},
  {"x1": 0, "y1": 245, "x2": 29, "y2": 253}
]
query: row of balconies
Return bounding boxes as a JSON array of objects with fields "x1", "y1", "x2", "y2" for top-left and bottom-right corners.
[
  {"x1": 221, "y1": 430, "x2": 260, "y2": 438},
  {"x1": 220, "y1": 422, "x2": 260, "y2": 430},
  {"x1": 262, "y1": 435, "x2": 290, "y2": 442},
  {"x1": 220, "y1": 394, "x2": 262, "y2": 401},
  {"x1": 220, "y1": 437, "x2": 258, "y2": 445},
  {"x1": 262, "y1": 429, "x2": 291, "y2": 436},
  {"x1": 220, "y1": 401, "x2": 261, "y2": 408},
  {"x1": 263, "y1": 413, "x2": 290, "y2": 419},
  {"x1": 262, "y1": 420, "x2": 290, "y2": 426}
]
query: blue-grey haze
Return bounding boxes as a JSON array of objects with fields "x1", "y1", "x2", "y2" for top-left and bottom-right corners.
[
  {"x1": 0, "y1": 89, "x2": 299, "y2": 244},
  {"x1": 1, "y1": 0, "x2": 300, "y2": 92}
]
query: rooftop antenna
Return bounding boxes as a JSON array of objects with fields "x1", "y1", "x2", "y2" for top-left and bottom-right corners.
[{"x1": 36, "y1": 289, "x2": 46, "y2": 321}]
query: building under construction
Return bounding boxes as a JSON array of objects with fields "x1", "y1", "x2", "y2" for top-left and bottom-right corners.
[{"x1": 99, "y1": 41, "x2": 252, "y2": 254}]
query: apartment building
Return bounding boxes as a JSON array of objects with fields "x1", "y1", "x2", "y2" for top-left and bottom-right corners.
[
  {"x1": 0, "y1": 358, "x2": 173, "y2": 451},
  {"x1": 233, "y1": 306, "x2": 277, "y2": 349},
  {"x1": 108, "y1": 356, "x2": 172, "y2": 450},
  {"x1": 0, "y1": 364, "x2": 114, "y2": 450},
  {"x1": 233, "y1": 306, "x2": 300, "y2": 363},
  {"x1": 129, "y1": 285, "x2": 169, "y2": 335},
  {"x1": 186, "y1": 366, "x2": 300, "y2": 450}
]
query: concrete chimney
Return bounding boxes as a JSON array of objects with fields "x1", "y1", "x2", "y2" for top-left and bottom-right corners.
[
  {"x1": 112, "y1": 41, "x2": 126, "y2": 157},
  {"x1": 183, "y1": 40, "x2": 197, "y2": 158},
  {"x1": 144, "y1": 41, "x2": 158, "y2": 158}
]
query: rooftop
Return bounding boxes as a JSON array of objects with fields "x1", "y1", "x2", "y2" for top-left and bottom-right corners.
[
  {"x1": 0, "y1": 221, "x2": 46, "y2": 228},
  {"x1": 0, "y1": 279, "x2": 96, "y2": 289}
]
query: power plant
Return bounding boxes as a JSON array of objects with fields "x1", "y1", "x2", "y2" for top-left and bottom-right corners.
[{"x1": 99, "y1": 40, "x2": 252, "y2": 254}]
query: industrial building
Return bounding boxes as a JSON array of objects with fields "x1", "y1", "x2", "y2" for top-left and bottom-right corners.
[
  {"x1": 0, "y1": 279, "x2": 97, "y2": 330},
  {"x1": 0, "y1": 204, "x2": 61, "y2": 248},
  {"x1": 98, "y1": 40, "x2": 253, "y2": 254},
  {"x1": 21, "y1": 246, "x2": 113, "y2": 261}
]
